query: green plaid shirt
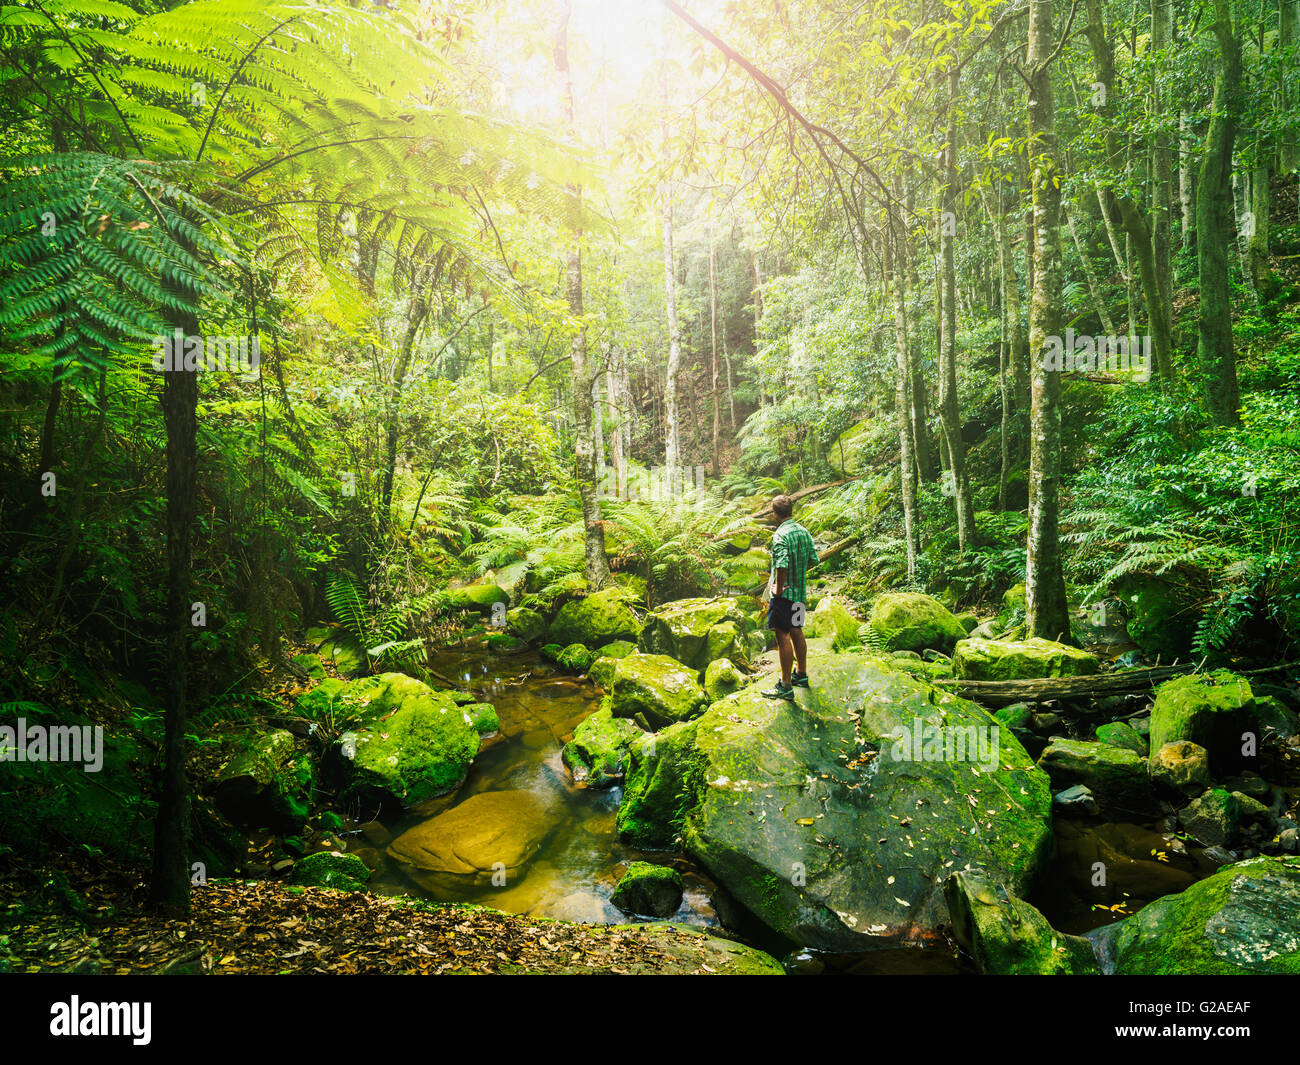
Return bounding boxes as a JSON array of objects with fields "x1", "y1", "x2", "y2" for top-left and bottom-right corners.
[{"x1": 770, "y1": 519, "x2": 816, "y2": 604}]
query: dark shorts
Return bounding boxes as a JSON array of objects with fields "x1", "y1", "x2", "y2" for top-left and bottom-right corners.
[{"x1": 768, "y1": 596, "x2": 805, "y2": 632}]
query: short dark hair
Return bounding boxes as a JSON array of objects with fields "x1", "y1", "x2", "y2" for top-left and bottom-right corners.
[{"x1": 772, "y1": 494, "x2": 793, "y2": 519}]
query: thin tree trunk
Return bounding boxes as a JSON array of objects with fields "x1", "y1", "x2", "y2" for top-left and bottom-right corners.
[
  {"x1": 1197, "y1": 0, "x2": 1243, "y2": 425},
  {"x1": 889, "y1": 204, "x2": 920, "y2": 580},
  {"x1": 708, "y1": 224, "x2": 720, "y2": 477},
  {"x1": 1066, "y1": 204, "x2": 1117, "y2": 334},
  {"x1": 1025, "y1": 0, "x2": 1073, "y2": 642}
]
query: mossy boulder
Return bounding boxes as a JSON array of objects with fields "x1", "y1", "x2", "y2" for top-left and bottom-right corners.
[
  {"x1": 610, "y1": 862, "x2": 684, "y2": 918},
  {"x1": 597, "y1": 639, "x2": 637, "y2": 659},
  {"x1": 803, "y1": 595, "x2": 861, "y2": 652},
  {"x1": 548, "y1": 588, "x2": 642, "y2": 647},
  {"x1": 944, "y1": 868, "x2": 1099, "y2": 975},
  {"x1": 1117, "y1": 576, "x2": 1198, "y2": 661},
  {"x1": 618, "y1": 653, "x2": 1053, "y2": 952},
  {"x1": 310, "y1": 627, "x2": 365, "y2": 677},
  {"x1": 1094, "y1": 720, "x2": 1148, "y2": 754},
  {"x1": 703, "y1": 658, "x2": 745, "y2": 702},
  {"x1": 557, "y1": 643, "x2": 596, "y2": 674},
  {"x1": 589, "y1": 656, "x2": 618, "y2": 690},
  {"x1": 867, "y1": 593, "x2": 966, "y2": 654},
  {"x1": 1177, "y1": 788, "x2": 1273, "y2": 849},
  {"x1": 1149, "y1": 671, "x2": 1257, "y2": 774},
  {"x1": 638, "y1": 597, "x2": 758, "y2": 672},
  {"x1": 616, "y1": 721, "x2": 703, "y2": 848},
  {"x1": 333, "y1": 673, "x2": 480, "y2": 813},
  {"x1": 387, "y1": 790, "x2": 558, "y2": 889},
  {"x1": 290, "y1": 652, "x2": 327, "y2": 680},
  {"x1": 1148, "y1": 740, "x2": 1211, "y2": 796},
  {"x1": 954, "y1": 612, "x2": 980, "y2": 634},
  {"x1": 1088, "y1": 855, "x2": 1300, "y2": 974},
  {"x1": 464, "y1": 702, "x2": 499, "y2": 737},
  {"x1": 1037, "y1": 739, "x2": 1159, "y2": 819},
  {"x1": 610, "y1": 652, "x2": 708, "y2": 730},
  {"x1": 214, "y1": 729, "x2": 314, "y2": 835},
  {"x1": 953, "y1": 637, "x2": 1099, "y2": 681},
  {"x1": 504, "y1": 606, "x2": 546, "y2": 643},
  {"x1": 562, "y1": 708, "x2": 644, "y2": 788},
  {"x1": 290, "y1": 850, "x2": 370, "y2": 892},
  {"x1": 540, "y1": 643, "x2": 563, "y2": 664},
  {"x1": 294, "y1": 677, "x2": 346, "y2": 719},
  {"x1": 445, "y1": 583, "x2": 509, "y2": 614}
]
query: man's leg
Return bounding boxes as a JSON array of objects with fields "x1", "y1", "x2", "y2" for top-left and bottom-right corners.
[
  {"x1": 791, "y1": 627, "x2": 807, "y2": 676},
  {"x1": 775, "y1": 627, "x2": 794, "y2": 685}
]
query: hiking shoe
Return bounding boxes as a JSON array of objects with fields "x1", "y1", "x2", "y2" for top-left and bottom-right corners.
[
  {"x1": 762, "y1": 682, "x2": 796, "y2": 701},
  {"x1": 791, "y1": 671, "x2": 810, "y2": 688}
]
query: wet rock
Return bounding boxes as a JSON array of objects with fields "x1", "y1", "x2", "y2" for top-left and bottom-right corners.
[
  {"x1": 505, "y1": 606, "x2": 546, "y2": 643},
  {"x1": 1147, "y1": 740, "x2": 1212, "y2": 797},
  {"x1": 1087, "y1": 855, "x2": 1300, "y2": 974},
  {"x1": 556, "y1": 643, "x2": 595, "y2": 674},
  {"x1": 359, "y1": 820, "x2": 391, "y2": 848},
  {"x1": 1038, "y1": 739, "x2": 1160, "y2": 819},
  {"x1": 945, "y1": 868, "x2": 1098, "y2": 975},
  {"x1": 589, "y1": 656, "x2": 618, "y2": 689},
  {"x1": 1177, "y1": 788, "x2": 1273, "y2": 849},
  {"x1": 954, "y1": 636, "x2": 1099, "y2": 682},
  {"x1": 1149, "y1": 671, "x2": 1257, "y2": 775},
  {"x1": 1095, "y1": 720, "x2": 1147, "y2": 754},
  {"x1": 638, "y1": 596, "x2": 758, "y2": 672},
  {"x1": 387, "y1": 790, "x2": 559, "y2": 886},
  {"x1": 464, "y1": 702, "x2": 499, "y2": 737},
  {"x1": 213, "y1": 729, "x2": 314, "y2": 835},
  {"x1": 618, "y1": 653, "x2": 1052, "y2": 952},
  {"x1": 610, "y1": 652, "x2": 708, "y2": 730},
  {"x1": 703, "y1": 658, "x2": 745, "y2": 702},
  {"x1": 865, "y1": 593, "x2": 967, "y2": 655},
  {"x1": 1054, "y1": 784, "x2": 1099, "y2": 816},
  {"x1": 290, "y1": 850, "x2": 369, "y2": 891},
  {"x1": 548, "y1": 588, "x2": 641, "y2": 647},
  {"x1": 610, "y1": 862, "x2": 684, "y2": 918},
  {"x1": 562, "y1": 707, "x2": 644, "y2": 788}
]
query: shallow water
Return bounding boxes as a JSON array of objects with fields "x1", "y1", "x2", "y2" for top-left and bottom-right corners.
[{"x1": 342, "y1": 646, "x2": 721, "y2": 929}]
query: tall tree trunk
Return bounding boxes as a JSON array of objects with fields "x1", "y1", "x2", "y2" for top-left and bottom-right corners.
[
  {"x1": 379, "y1": 291, "x2": 428, "y2": 537},
  {"x1": 1197, "y1": 0, "x2": 1243, "y2": 425},
  {"x1": 939, "y1": 65, "x2": 975, "y2": 550},
  {"x1": 889, "y1": 206, "x2": 920, "y2": 580},
  {"x1": 708, "y1": 225, "x2": 721, "y2": 477},
  {"x1": 1151, "y1": 0, "x2": 1174, "y2": 345},
  {"x1": 1179, "y1": 111, "x2": 1196, "y2": 254},
  {"x1": 1025, "y1": 0, "x2": 1073, "y2": 642},
  {"x1": 150, "y1": 257, "x2": 200, "y2": 915},
  {"x1": 555, "y1": 1, "x2": 609, "y2": 587},
  {"x1": 606, "y1": 356, "x2": 624, "y2": 499},
  {"x1": 1247, "y1": 156, "x2": 1272, "y2": 299},
  {"x1": 662, "y1": 107, "x2": 682, "y2": 483},
  {"x1": 1066, "y1": 203, "x2": 1117, "y2": 334}
]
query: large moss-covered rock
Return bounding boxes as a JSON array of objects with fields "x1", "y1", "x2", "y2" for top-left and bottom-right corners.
[
  {"x1": 562, "y1": 707, "x2": 645, "y2": 787},
  {"x1": 703, "y1": 658, "x2": 745, "y2": 703},
  {"x1": 953, "y1": 637, "x2": 1100, "y2": 681},
  {"x1": 1149, "y1": 671, "x2": 1257, "y2": 774},
  {"x1": 620, "y1": 654, "x2": 1052, "y2": 952},
  {"x1": 214, "y1": 729, "x2": 314, "y2": 835},
  {"x1": 1177, "y1": 788, "x2": 1273, "y2": 849},
  {"x1": 548, "y1": 588, "x2": 642, "y2": 647},
  {"x1": 610, "y1": 653, "x2": 708, "y2": 730},
  {"x1": 1095, "y1": 720, "x2": 1147, "y2": 754},
  {"x1": 290, "y1": 850, "x2": 370, "y2": 892},
  {"x1": 334, "y1": 673, "x2": 480, "y2": 813},
  {"x1": 557, "y1": 643, "x2": 596, "y2": 674},
  {"x1": 589, "y1": 656, "x2": 618, "y2": 690},
  {"x1": 867, "y1": 593, "x2": 966, "y2": 654},
  {"x1": 505, "y1": 607, "x2": 546, "y2": 643},
  {"x1": 387, "y1": 790, "x2": 558, "y2": 888},
  {"x1": 597, "y1": 639, "x2": 637, "y2": 659},
  {"x1": 804, "y1": 596, "x2": 861, "y2": 652},
  {"x1": 944, "y1": 868, "x2": 1099, "y2": 975},
  {"x1": 1147, "y1": 740, "x2": 1211, "y2": 796},
  {"x1": 616, "y1": 722, "x2": 703, "y2": 848},
  {"x1": 610, "y1": 862, "x2": 684, "y2": 918},
  {"x1": 638, "y1": 597, "x2": 757, "y2": 672},
  {"x1": 1088, "y1": 855, "x2": 1300, "y2": 974},
  {"x1": 1037, "y1": 739, "x2": 1159, "y2": 819},
  {"x1": 445, "y1": 583, "x2": 509, "y2": 614},
  {"x1": 1117, "y1": 577, "x2": 1198, "y2": 661}
]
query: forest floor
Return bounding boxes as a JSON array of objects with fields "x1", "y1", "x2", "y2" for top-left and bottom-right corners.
[{"x1": 0, "y1": 855, "x2": 777, "y2": 975}]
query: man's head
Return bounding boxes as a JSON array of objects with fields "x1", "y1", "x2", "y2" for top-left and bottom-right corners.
[{"x1": 771, "y1": 494, "x2": 794, "y2": 521}]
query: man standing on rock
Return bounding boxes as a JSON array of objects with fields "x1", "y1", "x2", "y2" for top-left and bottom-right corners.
[{"x1": 763, "y1": 494, "x2": 816, "y2": 701}]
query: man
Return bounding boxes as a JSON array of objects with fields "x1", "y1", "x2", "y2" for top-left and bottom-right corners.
[{"x1": 762, "y1": 494, "x2": 817, "y2": 701}]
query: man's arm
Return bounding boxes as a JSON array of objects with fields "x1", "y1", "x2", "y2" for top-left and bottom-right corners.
[{"x1": 772, "y1": 566, "x2": 787, "y2": 597}]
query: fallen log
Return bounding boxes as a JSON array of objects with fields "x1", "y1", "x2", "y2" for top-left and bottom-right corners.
[
  {"x1": 749, "y1": 477, "x2": 864, "y2": 520},
  {"x1": 933, "y1": 664, "x2": 1194, "y2": 706}
]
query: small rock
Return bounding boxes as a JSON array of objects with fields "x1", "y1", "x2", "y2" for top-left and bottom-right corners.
[
  {"x1": 1148, "y1": 740, "x2": 1212, "y2": 796},
  {"x1": 1054, "y1": 784, "x2": 1098, "y2": 816}
]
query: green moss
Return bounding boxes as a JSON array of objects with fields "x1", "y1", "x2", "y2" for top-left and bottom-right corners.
[
  {"x1": 868, "y1": 593, "x2": 967, "y2": 654},
  {"x1": 1149, "y1": 671, "x2": 1256, "y2": 771},
  {"x1": 610, "y1": 653, "x2": 708, "y2": 729},
  {"x1": 548, "y1": 588, "x2": 642, "y2": 647},
  {"x1": 562, "y1": 707, "x2": 644, "y2": 787},
  {"x1": 953, "y1": 636, "x2": 1099, "y2": 681},
  {"x1": 557, "y1": 643, "x2": 596, "y2": 673},
  {"x1": 463, "y1": 702, "x2": 499, "y2": 736},
  {"x1": 290, "y1": 851, "x2": 370, "y2": 892}
]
